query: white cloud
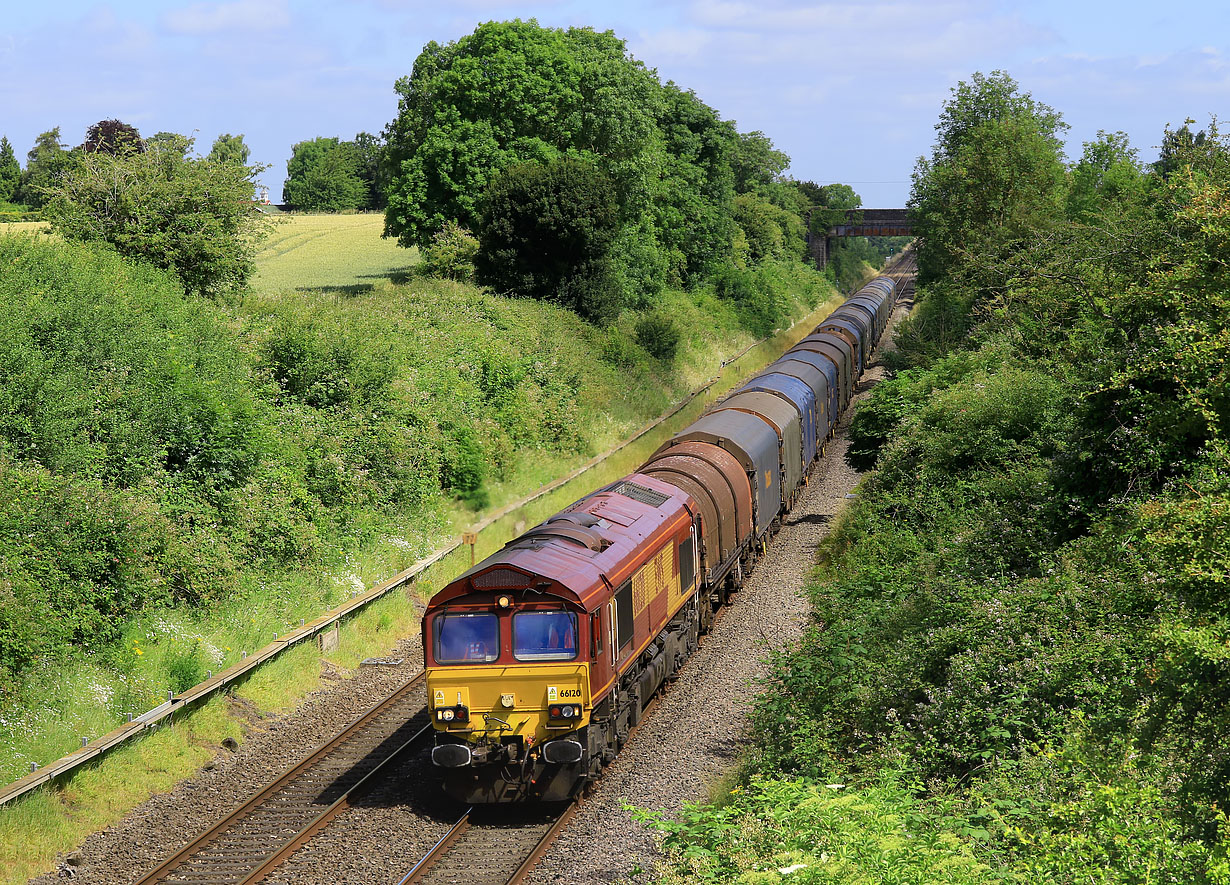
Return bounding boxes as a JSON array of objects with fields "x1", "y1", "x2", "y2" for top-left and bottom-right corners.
[{"x1": 163, "y1": 0, "x2": 291, "y2": 35}]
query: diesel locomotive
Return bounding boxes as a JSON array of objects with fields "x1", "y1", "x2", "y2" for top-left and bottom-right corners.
[{"x1": 423, "y1": 268, "x2": 905, "y2": 803}]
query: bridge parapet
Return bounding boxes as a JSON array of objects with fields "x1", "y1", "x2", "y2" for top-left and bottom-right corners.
[{"x1": 810, "y1": 208, "x2": 914, "y2": 268}]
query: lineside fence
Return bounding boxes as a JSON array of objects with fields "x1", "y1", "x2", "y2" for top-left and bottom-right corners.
[{"x1": 0, "y1": 288, "x2": 865, "y2": 807}]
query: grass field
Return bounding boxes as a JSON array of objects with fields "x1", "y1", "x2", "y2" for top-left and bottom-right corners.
[
  {"x1": 251, "y1": 213, "x2": 417, "y2": 295},
  {"x1": 0, "y1": 221, "x2": 48, "y2": 235}
]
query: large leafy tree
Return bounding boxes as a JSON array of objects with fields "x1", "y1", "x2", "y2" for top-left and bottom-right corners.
[
  {"x1": 42, "y1": 136, "x2": 270, "y2": 298},
  {"x1": 17, "y1": 127, "x2": 73, "y2": 208},
  {"x1": 80, "y1": 119, "x2": 144, "y2": 155},
  {"x1": 383, "y1": 20, "x2": 660, "y2": 248},
  {"x1": 908, "y1": 71, "x2": 1068, "y2": 284},
  {"x1": 208, "y1": 132, "x2": 251, "y2": 166},
  {"x1": 283, "y1": 136, "x2": 366, "y2": 211},
  {"x1": 384, "y1": 19, "x2": 810, "y2": 317},
  {"x1": 0, "y1": 137, "x2": 20, "y2": 202}
]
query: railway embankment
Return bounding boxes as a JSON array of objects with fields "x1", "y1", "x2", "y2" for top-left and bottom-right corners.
[{"x1": 6, "y1": 241, "x2": 879, "y2": 883}]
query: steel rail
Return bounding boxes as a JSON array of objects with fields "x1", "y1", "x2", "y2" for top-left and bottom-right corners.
[
  {"x1": 397, "y1": 809, "x2": 473, "y2": 885},
  {"x1": 133, "y1": 671, "x2": 428, "y2": 885}
]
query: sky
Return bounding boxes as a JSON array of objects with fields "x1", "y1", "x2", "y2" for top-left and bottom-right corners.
[{"x1": 1, "y1": 0, "x2": 1227, "y2": 208}]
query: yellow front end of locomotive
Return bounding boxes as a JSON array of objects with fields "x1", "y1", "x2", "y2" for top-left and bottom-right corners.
[{"x1": 427, "y1": 662, "x2": 590, "y2": 746}]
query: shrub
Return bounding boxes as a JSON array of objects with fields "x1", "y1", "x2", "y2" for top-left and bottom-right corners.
[
  {"x1": 599, "y1": 327, "x2": 642, "y2": 369},
  {"x1": 0, "y1": 235, "x2": 259, "y2": 492},
  {"x1": 476, "y1": 157, "x2": 623, "y2": 323},
  {"x1": 420, "y1": 221, "x2": 479, "y2": 282},
  {"x1": 165, "y1": 640, "x2": 205, "y2": 693},
  {"x1": 634, "y1": 311, "x2": 681, "y2": 361},
  {"x1": 0, "y1": 459, "x2": 171, "y2": 687},
  {"x1": 260, "y1": 320, "x2": 393, "y2": 409},
  {"x1": 712, "y1": 263, "x2": 788, "y2": 337},
  {"x1": 440, "y1": 423, "x2": 488, "y2": 508}
]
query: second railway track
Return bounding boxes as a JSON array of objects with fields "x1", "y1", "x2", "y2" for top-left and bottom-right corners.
[{"x1": 134, "y1": 672, "x2": 430, "y2": 885}]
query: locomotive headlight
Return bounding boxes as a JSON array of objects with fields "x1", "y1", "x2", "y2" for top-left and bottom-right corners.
[
  {"x1": 441, "y1": 708, "x2": 455, "y2": 721},
  {"x1": 497, "y1": 595, "x2": 511, "y2": 608},
  {"x1": 562, "y1": 705, "x2": 575, "y2": 719}
]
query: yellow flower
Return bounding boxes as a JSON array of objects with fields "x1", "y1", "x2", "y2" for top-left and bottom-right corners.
[{"x1": 134, "y1": 648, "x2": 143, "y2": 656}]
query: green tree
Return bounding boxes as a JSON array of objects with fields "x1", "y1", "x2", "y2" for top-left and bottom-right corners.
[
  {"x1": 17, "y1": 127, "x2": 73, "y2": 208},
  {"x1": 146, "y1": 131, "x2": 192, "y2": 158},
  {"x1": 42, "y1": 136, "x2": 271, "y2": 298},
  {"x1": 732, "y1": 192, "x2": 799, "y2": 263},
  {"x1": 208, "y1": 133, "x2": 251, "y2": 166},
  {"x1": 0, "y1": 137, "x2": 20, "y2": 203},
  {"x1": 383, "y1": 20, "x2": 660, "y2": 248},
  {"x1": 1065, "y1": 130, "x2": 1145, "y2": 222},
  {"x1": 801, "y1": 181, "x2": 861, "y2": 235},
  {"x1": 475, "y1": 156, "x2": 621, "y2": 323},
  {"x1": 283, "y1": 137, "x2": 366, "y2": 211},
  {"x1": 652, "y1": 84, "x2": 738, "y2": 285},
  {"x1": 352, "y1": 131, "x2": 386, "y2": 209},
  {"x1": 731, "y1": 130, "x2": 789, "y2": 195},
  {"x1": 908, "y1": 71, "x2": 1068, "y2": 284},
  {"x1": 80, "y1": 119, "x2": 144, "y2": 155}
]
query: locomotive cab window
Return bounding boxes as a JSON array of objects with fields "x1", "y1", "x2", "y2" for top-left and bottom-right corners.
[
  {"x1": 434, "y1": 612, "x2": 500, "y2": 664},
  {"x1": 513, "y1": 611, "x2": 578, "y2": 661}
]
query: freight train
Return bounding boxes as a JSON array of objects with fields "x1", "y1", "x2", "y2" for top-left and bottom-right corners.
[{"x1": 422, "y1": 269, "x2": 905, "y2": 803}]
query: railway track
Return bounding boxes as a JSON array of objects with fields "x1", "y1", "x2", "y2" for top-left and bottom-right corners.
[
  {"x1": 134, "y1": 672, "x2": 430, "y2": 885},
  {"x1": 400, "y1": 803, "x2": 579, "y2": 885},
  {"x1": 400, "y1": 667, "x2": 668, "y2": 884}
]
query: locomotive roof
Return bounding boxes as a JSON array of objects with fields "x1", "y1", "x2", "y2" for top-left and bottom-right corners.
[{"x1": 428, "y1": 472, "x2": 694, "y2": 612}]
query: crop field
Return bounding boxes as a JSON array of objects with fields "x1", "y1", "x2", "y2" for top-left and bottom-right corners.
[
  {"x1": 0, "y1": 221, "x2": 48, "y2": 235},
  {"x1": 252, "y1": 213, "x2": 418, "y2": 296}
]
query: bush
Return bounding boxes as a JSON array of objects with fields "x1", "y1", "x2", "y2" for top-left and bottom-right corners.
[
  {"x1": 42, "y1": 138, "x2": 271, "y2": 299},
  {"x1": 0, "y1": 459, "x2": 171, "y2": 687},
  {"x1": 165, "y1": 640, "x2": 205, "y2": 693},
  {"x1": 440, "y1": 423, "x2": 488, "y2": 508},
  {"x1": 712, "y1": 263, "x2": 788, "y2": 336},
  {"x1": 634, "y1": 311, "x2": 681, "y2": 361},
  {"x1": 476, "y1": 157, "x2": 623, "y2": 323},
  {"x1": 260, "y1": 320, "x2": 393, "y2": 409},
  {"x1": 0, "y1": 235, "x2": 259, "y2": 492},
  {"x1": 420, "y1": 221, "x2": 478, "y2": 282}
]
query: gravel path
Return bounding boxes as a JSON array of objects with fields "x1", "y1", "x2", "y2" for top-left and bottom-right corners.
[{"x1": 34, "y1": 295, "x2": 909, "y2": 885}]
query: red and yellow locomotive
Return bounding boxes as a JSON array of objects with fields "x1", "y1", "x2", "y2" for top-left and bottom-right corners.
[{"x1": 425, "y1": 474, "x2": 701, "y2": 803}]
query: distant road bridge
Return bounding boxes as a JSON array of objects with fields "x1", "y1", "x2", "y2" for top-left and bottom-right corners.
[{"x1": 809, "y1": 208, "x2": 914, "y2": 268}]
